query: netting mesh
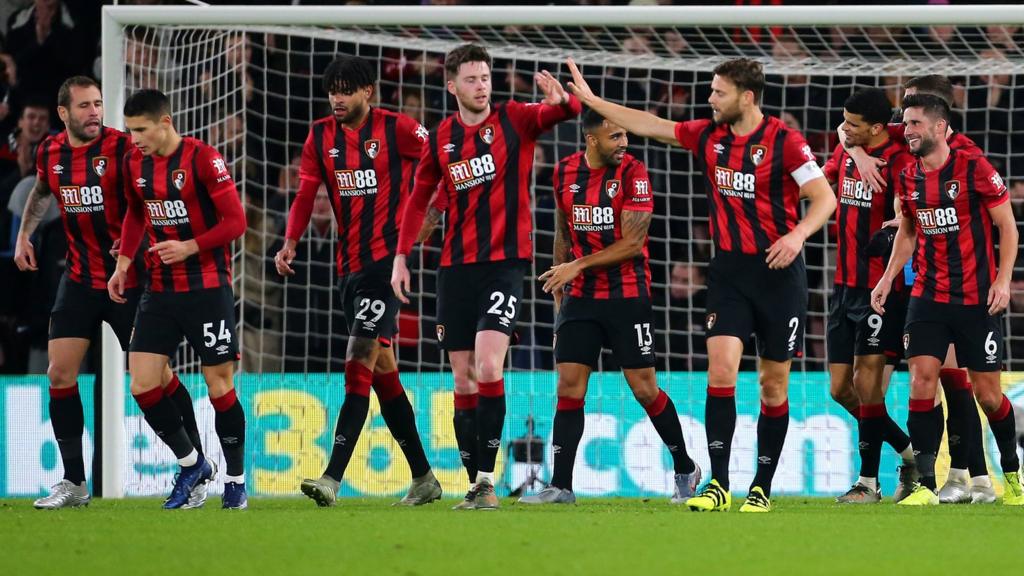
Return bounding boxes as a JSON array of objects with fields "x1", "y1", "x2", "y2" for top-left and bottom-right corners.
[{"x1": 112, "y1": 19, "x2": 1024, "y2": 497}]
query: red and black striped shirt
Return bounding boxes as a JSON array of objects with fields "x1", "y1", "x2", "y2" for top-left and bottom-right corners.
[
  {"x1": 36, "y1": 127, "x2": 134, "y2": 289},
  {"x1": 897, "y1": 148, "x2": 1008, "y2": 305},
  {"x1": 287, "y1": 108, "x2": 427, "y2": 276},
  {"x1": 398, "y1": 96, "x2": 581, "y2": 266},
  {"x1": 675, "y1": 116, "x2": 822, "y2": 255},
  {"x1": 120, "y1": 137, "x2": 245, "y2": 293},
  {"x1": 824, "y1": 139, "x2": 914, "y2": 289},
  {"x1": 553, "y1": 151, "x2": 653, "y2": 299}
]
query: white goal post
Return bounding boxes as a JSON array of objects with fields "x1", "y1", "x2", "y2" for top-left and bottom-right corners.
[{"x1": 95, "y1": 4, "x2": 1024, "y2": 499}]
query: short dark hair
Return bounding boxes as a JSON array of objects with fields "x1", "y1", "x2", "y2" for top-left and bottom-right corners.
[
  {"x1": 901, "y1": 93, "x2": 950, "y2": 123},
  {"x1": 713, "y1": 58, "x2": 765, "y2": 102},
  {"x1": 843, "y1": 88, "x2": 893, "y2": 126},
  {"x1": 445, "y1": 44, "x2": 491, "y2": 79},
  {"x1": 322, "y1": 55, "x2": 376, "y2": 94},
  {"x1": 123, "y1": 89, "x2": 171, "y2": 120},
  {"x1": 903, "y1": 75, "x2": 954, "y2": 107},
  {"x1": 581, "y1": 108, "x2": 607, "y2": 133},
  {"x1": 57, "y1": 76, "x2": 101, "y2": 109}
]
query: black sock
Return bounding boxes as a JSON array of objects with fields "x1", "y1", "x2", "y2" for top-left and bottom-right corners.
[
  {"x1": 944, "y1": 387, "x2": 973, "y2": 470},
  {"x1": 908, "y1": 401, "x2": 941, "y2": 490},
  {"x1": 858, "y1": 404, "x2": 886, "y2": 479},
  {"x1": 881, "y1": 411, "x2": 911, "y2": 455},
  {"x1": 550, "y1": 398, "x2": 585, "y2": 490},
  {"x1": 986, "y1": 396, "x2": 1021, "y2": 474},
  {"x1": 476, "y1": 380, "x2": 506, "y2": 475},
  {"x1": 211, "y1": 389, "x2": 246, "y2": 478},
  {"x1": 705, "y1": 388, "x2": 736, "y2": 490},
  {"x1": 454, "y1": 394, "x2": 479, "y2": 484},
  {"x1": 645, "y1": 390, "x2": 695, "y2": 474},
  {"x1": 374, "y1": 372, "x2": 430, "y2": 478},
  {"x1": 965, "y1": 396, "x2": 989, "y2": 478},
  {"x1": 324, "y1": 362, "x2": 373, "y2": 481},
  {"x1": 750, "y1": 401, "x2": 790, "y2": 498},
  {"x1": 49, "y1": 386, "x2": 86, "y2": 484},
  {"x1": 166, "y1": 375, "x2": 203, "y2": 458},
  {"x1": 135, "y1": 388, "x2": 195, "y2": 460}
]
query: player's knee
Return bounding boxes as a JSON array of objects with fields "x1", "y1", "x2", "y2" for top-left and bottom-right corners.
[
  {"x1": 453, "y1": 374, "x2": 477, "y2": 395},
  {"x1": 475, "y1": 357, "x2": 504, "y2": 383},
  {"x1": 346, "y1": 336, "x2": 377, "y2": 363},
  {"x1": 829, "y1": 383, "x2": 853, "y2": 405},
  {"x1": 46, "y1": 362, "x2": 78, "y2": 389},
  {"x1": 972, "y1": 384, "x2": 1002, "y2": 414},
  {"x1": 630, "y1": 384, "x2": 659, "y2": 406},
  {"x1": 556, "y1": 374, "x2": 586, "y2": 399},
  {"x1": 909, "y1": 372, "x2": 938, "y2": 397},
  {"x1": 707, "y1": 363, "x2": 738, "y2": 389}
]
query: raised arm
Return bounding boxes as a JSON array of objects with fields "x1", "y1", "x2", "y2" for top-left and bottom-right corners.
[{"x1": 565, "y1": 58, "x2": 677, "y2": 145}]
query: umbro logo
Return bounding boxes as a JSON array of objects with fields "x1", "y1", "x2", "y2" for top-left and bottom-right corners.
[
  {"x1": 845, "y1": 158, "x2": 853, "y2": 166},
  {"x1": 443, "y1": 143, "x2": 456, "y2": 153},
  {"x1": 552, "y1": 444, "x2": 561, "y2": 455},
  {"x1": 713, "y1": 144, "x2": 725, "y2": 154},
  {"x1": 222, "y1": 436, "x2": 239, "y2": 444},
  {"x1": 135, "y1": 177, "x2": 147, "y2": 188},
  {"x1": 498, "y1": 317, "x2": 511, "y2": 328},
  {"x1": 335, "y1": 434, "x2": 347, "y2": 445},
  {"x1": 758, "y1": 456, "x2": 772, "y2": 465},
  {"x1": 569, "y1": 183, "x2": 580, "y2": 192},
  {"x1": 52, "y1": 164, "x2": 64, "y2": 174},
  {"x1": 708, "y1": 440, "x2": 724, "y2": 450},
  {"x1": 328, "y1": 147, "x2": 339, "y2": 158},
  {"x1": 858, "y1": 441, "x2": 869, "y2": 450},
  {"x1": 487, "y1": 439, "x2": 501, "y2": 448}
]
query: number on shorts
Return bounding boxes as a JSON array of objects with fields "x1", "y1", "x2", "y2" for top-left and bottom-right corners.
[
  {"x1": 633, "y1": 323, "x2": 653, "y2": 348},
  {"x1": 202, "y1": 320, "x2": 232, "y2": 348},
  {"x1": 984, "y1": 331, "x2": 998, "y2": 356},
  {"x1": 355, "y1": 298, "x2": 386, "y2": 323},
  {"x1": 787, "y1": 317, "x2": 799, "y2": 351},
  {"x1": 486, "y1": 291, "x2": 518, "y2": 319},
  {"x1": 867, "y1": 314, "x2": 883, "y2": 339}
]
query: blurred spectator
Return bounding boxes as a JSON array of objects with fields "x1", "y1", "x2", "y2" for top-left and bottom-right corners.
[
  {"x1": 6, "y1": 0, "x2": 89, "y2": 112},
  {"x1": 664, "y1": 262, "x2": 708, "y2": 371},
  {"x1": 240, "y1": 190, "x2": 283, "y2": 373},
  {"x1": 0, "y1": 100, "x2": 50, "y2": 247}
]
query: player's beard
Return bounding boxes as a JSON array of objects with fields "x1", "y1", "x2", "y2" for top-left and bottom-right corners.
[
  {"x1": 335, "y1": 101, "x2": 367, "y2": 125},
  {"x1": 602, "y1": 147, "x2": 626, "y2": 167},
  {"x1": 458, "y1": 91, "x2": 490, "y2": 115},
  {"x1": 910, "y1": 134, "x2": 936, "y2": 157},
  {"x1": 713, "y1": 105, "x2": 742, "y2": 127},
  {"x1": 67, "y1": 117, "x2": 100, "y2": 142}
]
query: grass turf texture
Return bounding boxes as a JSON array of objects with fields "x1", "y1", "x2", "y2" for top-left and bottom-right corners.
[{"x1": 2, "y1": 497, "x2": 1019, "y2": 575}]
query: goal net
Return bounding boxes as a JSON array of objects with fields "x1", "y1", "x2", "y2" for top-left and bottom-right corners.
[{"x1": 89, "y1": 5, "x2": 1024, "y2": 499}]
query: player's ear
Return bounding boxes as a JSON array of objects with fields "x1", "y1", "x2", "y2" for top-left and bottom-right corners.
[
  {"x1": 446, "y1": 79, "x2": 456, "y2": 96},
  {"x1": 56, "y1": 106, "x2": 69, "y2": 124}
]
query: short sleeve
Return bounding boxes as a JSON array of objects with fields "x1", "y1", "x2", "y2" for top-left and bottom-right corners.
[
  {"x1": 674, "y1": 120, "x2": 706, "y2": 152},
  {"x1": 974, "y1": 156, "x2": 1009, "y2": 209},
  {"x1": 623, "y1": 161, "x2": 654, "y2": 213}
]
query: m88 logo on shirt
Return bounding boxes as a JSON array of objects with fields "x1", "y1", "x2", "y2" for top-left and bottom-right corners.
[
  {"x1": 572, "y1": 204, "x2": 615, "y2": 232},
  {"x1": 59, "y1": 185, "x2": 105, "y2": 213},
  {"x1": 447, "y1": 153, "x2": 497, "y2": 192},
  {"x1": 840, "y1": 177, "x2": 874, "y2": 207},
  {"x1": 714, "y1": 166, "x2": 756, "y2": 198},
  {"x1": 145, "y1": 199, "x2": 191, "y2": 226},
  {"x1": 916, "y1": 206, "x2": 960, "y2": 234},
  {"x1": 334, "y1": 169, "x2": 378, "y2": 197}
]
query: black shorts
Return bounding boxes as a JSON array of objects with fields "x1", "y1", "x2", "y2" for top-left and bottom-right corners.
[
  {"x1": 49, "y1": 274, "x2": 140, "y2": 350},
  {"x1": 704, "y1": 251, "x2": 807, "y2": 362},
  {"x1": 827, "y1": 285, "x2": 907, "y2": 364},
  {"x1": 554, "y1": 296, "x2": 656, "y2": 370},
  {"x1": 130, "y1": 286, "x2": 239, "y2": 366},
  {"x1": 904, "y1": 297, "x2": 1002, "y2": 372},
  {"x1": 340, "y1": 258, "x2": 401, "y2": 347},
  {"x1": 436, "y1": 260, "x2": 527, "y2": 351}
]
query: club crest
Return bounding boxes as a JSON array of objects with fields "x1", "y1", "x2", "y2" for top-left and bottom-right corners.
[
  {"x1": 364, "y1": 139, "x2": 380, "y2": 159},
  {"x1": 171, "y1": 169, "x2": 187, "y2": 191},
  {"x1": 479, "y1": 125, "x2": 495, "y2": 144},
  {"x1": 750, "y1": 144, "x2": 767, "y2": 166},
  {"x1": 436, "y1": 324, "x2": 445, "y2": 342},
  {"x1": 92, "y1": 156, "x2": 109, "y2": 177},
  {"x1": 945, "y1": 180, "x2": 960, "y2": 200},
  {"x1": 706, "y1": 313, "x2": 717, "y2": 331},
  {"x1": 903, "y1": 333, "x2": 910, "y2": 350},
  {"x1": 606, "y1": 179, "x2": 621, "y2": 198}
]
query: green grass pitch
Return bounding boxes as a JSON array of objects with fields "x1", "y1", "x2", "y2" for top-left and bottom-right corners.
[{"x1": 2, "y1": 496, "x2": 1019, "y2": 575}]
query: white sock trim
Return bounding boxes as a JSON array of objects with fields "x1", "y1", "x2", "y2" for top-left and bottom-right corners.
[
  {"x1": 857, "y1": 476, "x2": 878, "y2": 491},
  {"x1": 971, "y1": 475, "x2": 992, "y2": 488},
  {"x1": 476, "y1": 471, "x2": 495, "y2": 485},
  {"x1": 947, "y1": 468, "x2": 969, "y2": 482},
  {"x1": 224, "y1": 474, "x2": 245, "y2": 484},
  {"x1": 178, "y1": 449, "x2": 198, "y2": 467}
]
